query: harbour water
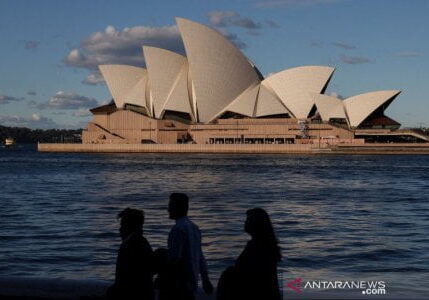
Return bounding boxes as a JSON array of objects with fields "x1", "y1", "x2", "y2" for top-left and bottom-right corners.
[{"x1": 1, "y1": 145, "x2": 428, "y2": 298}]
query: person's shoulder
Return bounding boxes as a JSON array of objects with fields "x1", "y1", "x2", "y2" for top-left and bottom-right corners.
[
  {"x1": 140, "y1": 236, "x2": 153, "y2": 252},
  {"x1": 170, "y1": 222, "x2": 183, "y2": 231},
  {"x1": 128, "y1": 233, "x2": 150, "y2": 246},
  {"x1": 140, "y1": 235, "x2": 150, "y2": 245},
  {"x1": 188, "y1": 219, "x2": 203, "y2": 241},
  {"x1": 242, "y1": 239, "x2": 259, "y2": 253},
  {"x1": 184, "y1": 218, "x2": 201, "y2": 235},
  {"x1": 129, "y1": 234, "x2": 152, "y2": 254},
  {"x1": 170, "y1": 222, "x2": 186, "y2": 237},
  {"x1": 186, "y1": 218, "x2": 200, "y2": 229},
  {"x1": 173, "y1": 217, "x2": 194, "y2": 229}
]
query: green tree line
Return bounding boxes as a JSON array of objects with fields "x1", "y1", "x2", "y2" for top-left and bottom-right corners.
[{"x1": 0, "y1": 125, "x2": 82, "y2": 143}]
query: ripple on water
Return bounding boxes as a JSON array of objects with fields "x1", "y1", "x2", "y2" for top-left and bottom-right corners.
[{"x1": 1, "y1": 147, "x2": 429, "y2": 290}]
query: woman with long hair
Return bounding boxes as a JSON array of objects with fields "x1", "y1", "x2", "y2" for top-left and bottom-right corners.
[{"x1": 218, "y1": 208, "x2": 282, "y2": 300}]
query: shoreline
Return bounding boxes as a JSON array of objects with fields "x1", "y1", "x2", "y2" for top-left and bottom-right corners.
[
  {"x1": 1, "y1": 277, "x2": 426, "y2": 300},
  {"x1": 37, "y1": 143, "x2": 429, "y2": 155}
]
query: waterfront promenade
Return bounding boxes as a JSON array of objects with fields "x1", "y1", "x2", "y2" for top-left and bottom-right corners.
[
  {"x1": 0, "y1": 277, "x2": 214, "y2": 300},
  {"x1": 38, "y1": 142, "x2": 429, "y2": 154}
]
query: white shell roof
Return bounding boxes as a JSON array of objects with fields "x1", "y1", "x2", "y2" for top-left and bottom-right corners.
[
  {"x1": 96, "y1": 18, "x2": 402, "y2": 128},
  {"x1": 143, "y1": 46, "x2": 188, "y2": 118},
  {"x1": 343, "y1": 90, "x2": 401, "y2": 127},
  {"x1": 124, "y1": 73, "x2": 149, "y2": 112},
  {"x1": 313, "y1": 94, "x2": 347, "y2": 122},
  {"x1": 98, "y1": 65, "x2": 147, "y2": 109},
  {"x1": 264, "y1": 66, "x2": 335, "y2": 119},
  {"x1": 255, "y1": 83, "x2": 291, "y2": 117},
  {"x1": 211, "y1": 83, "x2": 260, "y2": 120},
  {"x1": 162, "y1": 63, "x2": 193, "y2": 119},
  {"x1": 177, "y1": 17, "x2": 261, "y2": 123}
]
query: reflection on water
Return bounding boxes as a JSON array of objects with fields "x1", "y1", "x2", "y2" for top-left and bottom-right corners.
[{"x1": 1, "y1": 146, "x2": 428, "y2": 295}]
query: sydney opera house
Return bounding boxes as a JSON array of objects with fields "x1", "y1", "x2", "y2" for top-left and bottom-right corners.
[{"x1": 82, "y1": 17, "x2": 428, "y2": 147}]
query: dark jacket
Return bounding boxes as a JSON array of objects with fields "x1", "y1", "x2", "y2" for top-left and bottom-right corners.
[
  {"x1": 109, "y1": 232, "x2": 154, "y2": 300},
  {"x1": 234, "y1": 238, "x2": 281, "y2": 300}
]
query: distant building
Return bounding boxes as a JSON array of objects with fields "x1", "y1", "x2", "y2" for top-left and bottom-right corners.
[{"x1": 83, "y1": 18, "x2": 428, "y2": 145}]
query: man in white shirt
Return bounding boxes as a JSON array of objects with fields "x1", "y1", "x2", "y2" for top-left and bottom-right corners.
[{"x1": 167, "y1": 193, "x2": 213, "y2": 300}]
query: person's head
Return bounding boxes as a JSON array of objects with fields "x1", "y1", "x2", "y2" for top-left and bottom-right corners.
[
  {"x1": 168, "y1": 193, "x2": 189, "y2": 220},
  {"x1": 118, "y1": 208, "x2": 144, "y2": 240},
  {"x1": 245, "y1": 207, "x2": 282, "y2": 261}
]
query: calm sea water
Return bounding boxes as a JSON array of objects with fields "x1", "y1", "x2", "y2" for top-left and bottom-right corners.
[{"x1": 1, "y1": 145, "x2": 428, "y2": 297}]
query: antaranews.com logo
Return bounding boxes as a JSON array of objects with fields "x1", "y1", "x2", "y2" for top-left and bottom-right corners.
[{"x1": 286, "y1": 277, "x2": 387, "y2": 296}]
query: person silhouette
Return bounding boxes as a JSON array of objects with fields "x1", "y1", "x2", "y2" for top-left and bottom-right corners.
[
  {"x1": 152, "y1": 247, "x2": 186, "y2": 300},
  {"x1": 106, "y1": 208, "x2": 154, "y2": 300},
  {"x1": 217, "y1": 208, "x2": 282, "y2": 300},
  {"x1": 167, "y1": 193, "x2": 213, "y2": 300}
]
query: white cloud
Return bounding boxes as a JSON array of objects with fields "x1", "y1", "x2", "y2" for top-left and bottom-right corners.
[
  {"x1": 31, "y1": 113, "x2": 41, "y2": 121},
  {"x1": 208, "y1": 11, "x2": 236, "y2": 27},
  {"x1": 208, "y1": 11, "x2": 264, "y2": 39},
  {"x1": 256, "y1": 0, "x2": 339, "y2": 8},
  {"x1": 396, "y1": 51, "x2": 421, "y2": 57},
  {"x1": 0, "y1": 94, "x2": 24, "y2": 104},
  {"x1": 214, "y1": 28, "x2": 247, "y2": 49},
  {"x1": 82, "y1": 72, "x2": 105, "y2": 85},
  {"x1": 64, "y1": 24, "x2": 184, "y2": 71},
  {"x1": 24, "y1": 40, "x2": 39, "y2": 50},
  {"x1": 327, "y1": 91, "x2": 345, "y2": 99},
  {"x1": 73, "y1": 108, "x2": 92, "y2": 117},
  {"x1": 265, "y1": 20, "x2": 280, "y2": 28},
  {"x1": 0, "y1": 113, "x2": 59, "y2": 129},
  {"x1": 38, "y1": 91, "x2": 99, "y2": 110},
  {"x1": 65, "y1": 21, "x2": 249, "y2": 85},
  {"x1": 340, "y1": 54, "x2": 371, "y2": 64},
  {"x1": 331, "y1": 42, "x2": 356, "y2": 50},
  {"x1": 208, "y1": 11, "x2": 262, "y2": 29},
  {"x1": 51, "y1": 111, "x2": 66, "y2": 115}
]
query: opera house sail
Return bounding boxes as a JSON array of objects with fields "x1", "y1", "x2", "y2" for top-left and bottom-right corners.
[{"x1": 80, "y1": 17, "x2": 429, "y2": 147}]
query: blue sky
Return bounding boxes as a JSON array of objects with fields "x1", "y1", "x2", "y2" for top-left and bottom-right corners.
[{"x1": 0, "y1": 0, "x2": 428, "y2": 129}]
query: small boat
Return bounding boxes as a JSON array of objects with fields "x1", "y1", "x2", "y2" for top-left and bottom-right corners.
[{"x1": 4, "y1": 137, "x2": 16, "y2": 147}]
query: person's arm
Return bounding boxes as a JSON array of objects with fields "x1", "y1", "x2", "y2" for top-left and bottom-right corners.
[
  {"x1": 141, "y1": 237, "x2": 155, "y2": 275},
  {"x1": 112, "y1": 240, "x2": 136, "y2": 292},
  {"x1": 168, "y1": 227, "x2": 185, "y2": 261},
  {"x1": 200, "y1": 251, "x2": 213, "y2": 294},
  {"x1": 105, "y1": 243, "x2": 126, "y2": 299},
  {"x1": 198, "y1": 231, "x2": 213, "y2": 294}
]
